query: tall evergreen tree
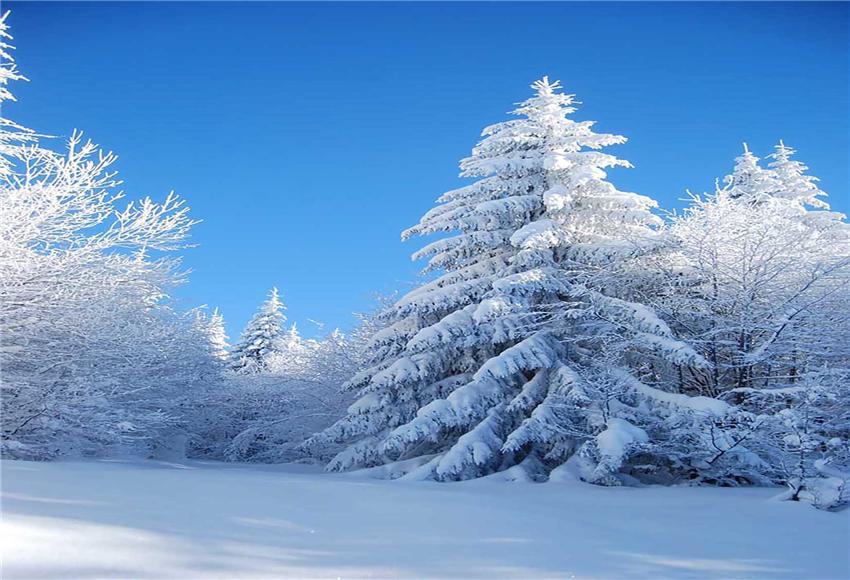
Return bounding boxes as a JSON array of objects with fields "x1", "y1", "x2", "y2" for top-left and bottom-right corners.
[
  {"x1": 308, "y1": 78, "x2": 712, "y2": 482},
  {"x1": 230, "y1": 287, "x2": 286, "y2": 374}
]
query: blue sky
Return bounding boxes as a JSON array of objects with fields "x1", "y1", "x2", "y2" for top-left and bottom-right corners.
[{"x1": 7, "y1": 2, "x2": 848, "y2": 337}]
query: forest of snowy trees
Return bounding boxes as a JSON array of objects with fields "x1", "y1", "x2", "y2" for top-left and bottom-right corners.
[{"x1": 1, "y1": 13, "x2": 848, "y2": 510}]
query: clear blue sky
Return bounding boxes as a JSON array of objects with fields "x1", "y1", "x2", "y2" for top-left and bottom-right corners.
[{"x1": 7, "y1": 2, "x2": 849, "y2": 337}]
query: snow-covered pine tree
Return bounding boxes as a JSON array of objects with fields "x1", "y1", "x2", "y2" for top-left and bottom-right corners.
[
  {"x1": 723, "y1": 143, "x2": 781, "y2": 202},
  {"x1": 277, "y1": 323, "x2": 306, "y2": 361},
  {"x1": 193, "y1": 307, "x2": 229, "y2": 361},
  {"x1": 229, "y1": 287, "x2": 286, "y2": 373},
  {"x1": 308, "y1": 77, "x2": 713, "y2": 482},
  {"x1": 263, "y1": 322, "x2": 312, "y2": 375},
  {"x1": 208, "y1": 308, "x2": 230, "y2": 360},
  {"x1": 766, "y1": 141, "x2": 830, "y2": 210}
]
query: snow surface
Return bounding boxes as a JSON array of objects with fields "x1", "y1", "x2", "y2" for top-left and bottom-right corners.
[{"x1": 2, "y1": 459, "x2": 848, "y2": 579}]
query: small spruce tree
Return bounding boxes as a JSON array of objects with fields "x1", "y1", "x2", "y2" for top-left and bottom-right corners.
[
  {"x1": 208, "y1": 308, "x2": 230, "y2": 360},
  {"x1": 230, "y1": 287, "x2": 286, "y2": 374}
]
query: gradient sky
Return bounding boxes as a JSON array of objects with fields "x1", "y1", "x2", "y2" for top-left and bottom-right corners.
[{"x1": 6, "y1": 2, "x2": 849, "y2": 337}]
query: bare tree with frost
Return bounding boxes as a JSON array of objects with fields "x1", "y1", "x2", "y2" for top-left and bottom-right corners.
[
  {"x1": 655, "y1": 143, "x2": 850, "y2": 491},
  {"x1": 0, "y1": 16, "x2": 217, "y2": 459}
]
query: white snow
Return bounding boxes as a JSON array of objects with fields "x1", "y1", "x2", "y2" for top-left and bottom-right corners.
[
  {"x1": 596, "y1": 418, "x2": 649, "y2": 465},
  {"x1": 2, "y1": 459, "x2": 847, "y2": 579}
]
